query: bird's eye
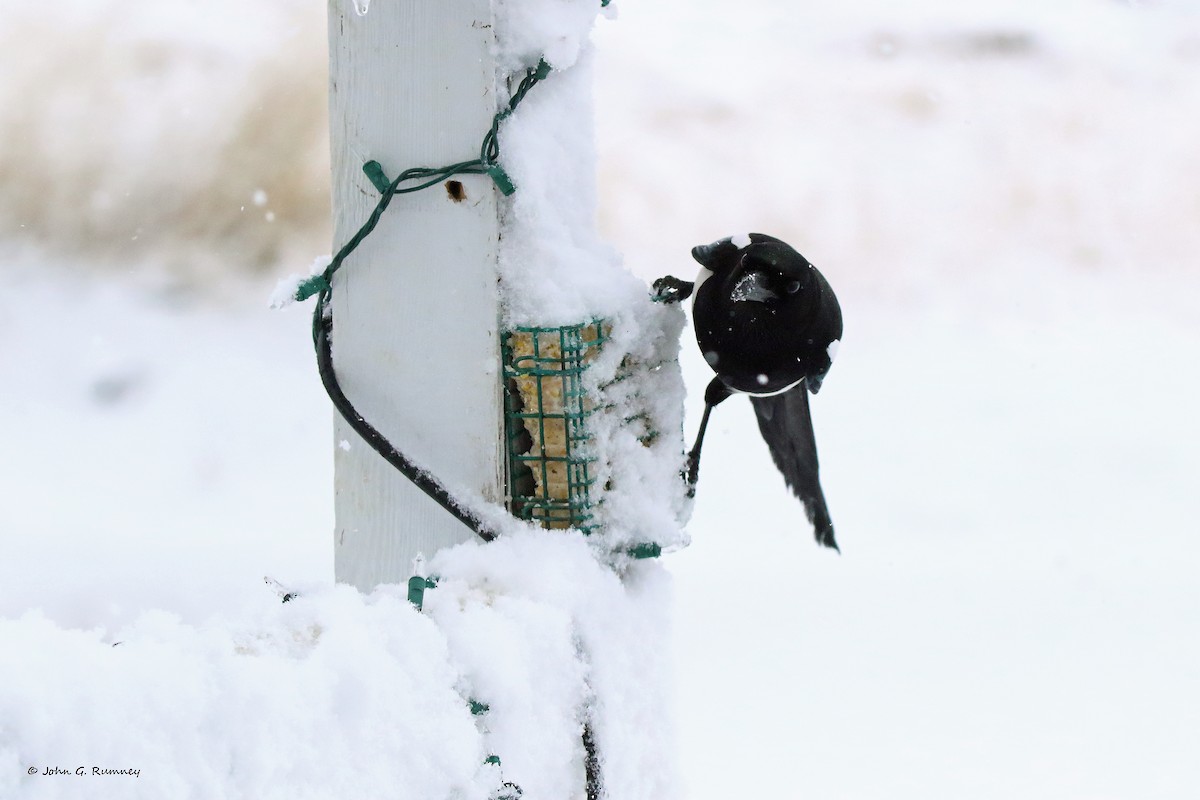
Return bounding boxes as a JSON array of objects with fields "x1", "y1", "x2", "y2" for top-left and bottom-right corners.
[{"x1": 786, "y1": 281, "x2": 801, "y2": 294}]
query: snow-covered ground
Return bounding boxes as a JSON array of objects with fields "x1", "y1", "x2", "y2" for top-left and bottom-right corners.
[{"x1": 3, "y1": 0, "x2": 1200, "y2": 797}]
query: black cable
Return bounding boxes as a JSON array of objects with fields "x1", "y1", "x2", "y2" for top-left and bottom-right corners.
[
  {"x1": 313, "y1": 290, "x2": 497, "y2": 542},
  {"x1": 582, "y1": 722, "x2": 602, "y2": 800}
]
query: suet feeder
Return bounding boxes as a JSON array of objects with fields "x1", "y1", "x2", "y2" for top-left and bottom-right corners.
[{"x1": 503, "y1": 320, "x2": 609, "y2": 531}]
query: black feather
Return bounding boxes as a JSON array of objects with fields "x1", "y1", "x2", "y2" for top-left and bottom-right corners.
[{"x1": 750, "y1": 387, "x2": 837, "y2": 551}]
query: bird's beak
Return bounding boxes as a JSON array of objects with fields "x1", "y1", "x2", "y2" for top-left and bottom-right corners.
[{"x1": 691, "y1": 239, "x2": 729, "y2": 267}]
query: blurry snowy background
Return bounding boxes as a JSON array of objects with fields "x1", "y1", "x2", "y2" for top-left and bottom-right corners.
[{"x1": 3, "y1": 0, "x2": 1199, "y2": 797}]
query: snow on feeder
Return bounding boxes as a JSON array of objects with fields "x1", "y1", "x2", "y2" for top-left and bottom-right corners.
[{"x1": 503, "y1": 320, "x2": 609, "y2": 531}]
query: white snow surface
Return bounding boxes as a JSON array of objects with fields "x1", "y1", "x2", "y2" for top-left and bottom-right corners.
[
  {"x1": 497, "y1": 48, "x2": 645, "y2": 329},
  {"x1": 0, "y1": 531, "x2": 676, "y2": 800},
  {"x1": 2, "y1": 588, "x2": 491, "y2": 800},
  {"x1": 4, "y1": 0, "x2": 1200, "y2": 799},
  {"x1": 493, "y1": 0, "x2": 605, "y2": 72}
]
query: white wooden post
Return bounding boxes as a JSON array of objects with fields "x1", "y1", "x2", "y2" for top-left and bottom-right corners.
[{"x1": 326, "y1": 0, "x2": 504, "y2": 592}]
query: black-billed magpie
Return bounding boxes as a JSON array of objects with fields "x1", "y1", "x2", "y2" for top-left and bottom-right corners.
[{"x1": 654, "y1": 233, "x2": 843, "y2": 549}]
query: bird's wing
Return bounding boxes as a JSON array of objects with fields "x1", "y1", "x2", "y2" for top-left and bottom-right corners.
[{"x1": 750, "y1": 387, "x2": 837, "y2": 550}]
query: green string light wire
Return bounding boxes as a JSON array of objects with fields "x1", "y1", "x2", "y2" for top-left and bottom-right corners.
[{"x1": 293, "y1": 59, "x2": 551, "y2": 309}]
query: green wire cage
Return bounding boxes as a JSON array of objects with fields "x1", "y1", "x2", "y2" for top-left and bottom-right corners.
[{"x1": 502, "y1": 320, "x2": 609, "y2": 532}]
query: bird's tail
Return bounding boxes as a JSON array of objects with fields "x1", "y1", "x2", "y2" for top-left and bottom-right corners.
[{"x1": 750, "y1": 387, "x2": 837, "y2": 550}]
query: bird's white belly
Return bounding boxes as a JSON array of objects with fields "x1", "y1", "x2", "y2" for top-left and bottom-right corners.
[
  {"x1": 741, "y1": 375, "x2": 806, "y2": 398},
  {"x1": 691, "y1": 266, "x2": 714, "y2": 313}
]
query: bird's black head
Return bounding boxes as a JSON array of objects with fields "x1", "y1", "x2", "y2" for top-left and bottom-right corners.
[{"x1": 691, "y1": 233, "x2": 813, "y2": 303}]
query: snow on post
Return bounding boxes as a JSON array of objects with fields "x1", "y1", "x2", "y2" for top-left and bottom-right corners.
[{"x1": 327, "y1": 0, "x2": 506, "y2": 591}]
